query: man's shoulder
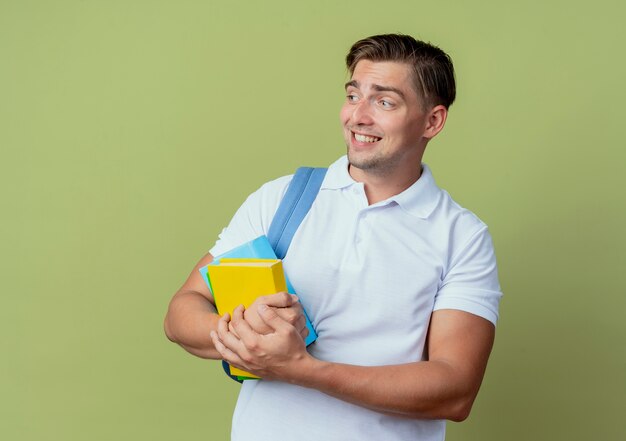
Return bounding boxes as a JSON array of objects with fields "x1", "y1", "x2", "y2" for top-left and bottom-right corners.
[
  {"x1": 241, "y1": 172, "x2": 298, "y2": 207},
  {"x1": 255, "y1": 158, "x2": 339, "y2": 198},
  {"x1": 208, "y1": 173, "x2": 296, "y2": 257},
  {"x1": 434, "y1": 189, "x2": 489, "y2": 238},
  {"x1": 256, "y1": 173, "x2": 294, "y2": 196}
]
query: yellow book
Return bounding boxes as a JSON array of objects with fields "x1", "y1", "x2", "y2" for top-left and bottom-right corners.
[{"x1": 206, "y1": 258, "x2": 288, "y2": 379}]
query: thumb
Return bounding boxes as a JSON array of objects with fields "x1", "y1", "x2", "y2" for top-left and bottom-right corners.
[{"x1": 257, "y1": 304, "x2": 291, "y2": 332}]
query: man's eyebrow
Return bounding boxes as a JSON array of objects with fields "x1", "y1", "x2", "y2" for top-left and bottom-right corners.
[
  {"x1": 372, "y1": 84, "x2": 406, "y2": 99},
  {"x1": 344, "y1": 80, "x2": 358, "y2": 90},
  {"x1": 344, "y1": 80, "x2": 406, "y2": 99}
]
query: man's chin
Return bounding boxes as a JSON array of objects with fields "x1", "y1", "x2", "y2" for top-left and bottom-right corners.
[{"x1": 347, "y1": 149, "x2": 380, "y2": 171}]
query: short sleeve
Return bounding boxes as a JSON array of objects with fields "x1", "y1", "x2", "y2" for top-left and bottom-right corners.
[
  {"x1": 433, "y1": 227, "x2": 503, "y2": 325},
  {"x1": 209, "y1": 175, "x2": 293, "y2": 257}
]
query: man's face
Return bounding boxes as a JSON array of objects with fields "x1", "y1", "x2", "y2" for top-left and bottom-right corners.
[{"x1": 340, "y1": 60, "x2": 429, "y2": 176}]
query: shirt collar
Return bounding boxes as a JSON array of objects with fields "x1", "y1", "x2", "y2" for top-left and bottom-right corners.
[
  {"x1": 388, "y1": 163, "x2": 441, "y2": 219},
  {"x1": 322, "y1": 155, "x2": 442, "y2": 219},
  {"x1": 321, "y1": 155, "x2": 357, "y2": 190}
]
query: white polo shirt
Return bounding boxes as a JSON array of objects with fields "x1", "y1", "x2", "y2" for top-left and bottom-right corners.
[{"x1": 210, "y1": 155, "x2": 502, "y2": 441}]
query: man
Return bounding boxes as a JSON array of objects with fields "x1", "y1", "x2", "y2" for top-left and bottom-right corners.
[{"x1": 165, "y1": 34, "x2": 502, "y2": 440}]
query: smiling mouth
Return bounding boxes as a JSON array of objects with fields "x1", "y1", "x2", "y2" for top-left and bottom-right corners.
[{"x1": 353, "y1": 132, "x2": 382, "y2": 143}]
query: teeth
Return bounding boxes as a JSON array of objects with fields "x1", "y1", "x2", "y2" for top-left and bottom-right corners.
[{"x1": 354, "y1": 133, "x2": 380, "y2": 143}]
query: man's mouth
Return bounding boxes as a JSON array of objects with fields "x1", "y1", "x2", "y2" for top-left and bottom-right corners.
[{"x1": 353, "y1": 132, "x2": 382, "y2": 143}]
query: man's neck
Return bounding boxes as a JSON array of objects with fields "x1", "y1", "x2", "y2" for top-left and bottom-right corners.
[{"x1": 348, "y1": 164, "x2": 422, "y2": 205}]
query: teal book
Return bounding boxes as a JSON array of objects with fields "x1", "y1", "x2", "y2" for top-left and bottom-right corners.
[{"x1": 200, "y1": 236, "x2": 318, "y2": 380}]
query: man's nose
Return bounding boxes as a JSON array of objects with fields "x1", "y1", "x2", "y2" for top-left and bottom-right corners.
[{"x1": 351, "y1": 100, "x2": 374, "y2": 125}]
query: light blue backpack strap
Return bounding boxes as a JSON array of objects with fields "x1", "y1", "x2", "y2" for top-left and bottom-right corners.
[
  {"x1": 222, "y1": 167, "x2": 326, "y2": 384},
  {"x1": 267, "y1": 167, "x2": 327, "y2": 260}
]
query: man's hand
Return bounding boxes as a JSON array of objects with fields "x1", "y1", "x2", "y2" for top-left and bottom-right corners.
[
  {"x1": 211, "y1": 304, "x2": 311, "y2": 381},
  {"x1": 237, "y1": 292, "x2": 308, "y2": 341}
]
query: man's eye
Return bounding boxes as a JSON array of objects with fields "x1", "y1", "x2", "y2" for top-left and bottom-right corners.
[
  {"x1": 346, "y1": 94, "x2": 359, "y2": 102},
  {"x1": 380, "y1": 100, "x2": 393, "y2": 108}
]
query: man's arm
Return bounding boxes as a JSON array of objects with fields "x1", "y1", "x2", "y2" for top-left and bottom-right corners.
[
  {"x1": 164, "y1": 253, "x2": 222, "y2": 359},
  {"x1": 164, "y1": 253, "x2": 309, "y2": 359},
  {"x1": 211, "y1": 307, "x2": 495, "y2": 421}
]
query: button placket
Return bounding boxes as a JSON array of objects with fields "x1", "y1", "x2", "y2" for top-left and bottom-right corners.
[{"x1": 354, "y1": 209, "x2": 373, "y2": 246}]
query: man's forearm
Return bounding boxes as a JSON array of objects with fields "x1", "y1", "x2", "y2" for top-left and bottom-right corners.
[
  {"x1": 213, "y1": 307, "x2": 494, "y2": 421},
  {"x1": 164, "y1": 290, "x2": 222, "y2": 359},
  {"x1": 287, "y1": 357, "x2": 478, "y2": 422},
  {"x1": 287, "y1": 311, "x2": 493, "y2": 421}
]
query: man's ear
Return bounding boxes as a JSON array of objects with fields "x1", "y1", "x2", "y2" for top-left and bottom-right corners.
[{"x1": 424, "y1": 105, "x2": 448, "y2": 139}]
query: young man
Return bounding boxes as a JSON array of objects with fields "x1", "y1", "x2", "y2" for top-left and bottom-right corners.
[{"x1": 165, "y1": 34, "x2": 502, "y2": 440}]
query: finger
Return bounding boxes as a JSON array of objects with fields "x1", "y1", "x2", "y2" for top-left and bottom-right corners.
[
  {"x1": 230, "y1": 305, "x2": 264, "y2": 348},
  {"x1": 219, "y1": 312, "x2": 231, "y2": 323},
  {"x1": 226, "y1": 307, "x2": 241, "y2": 333},
  {"x1": 228, "y1": 321, "x2": 240, "y2": 338},
  {"x1": 258, "y1": 292, "x2": 298, "y2": 308},
  {"x1": 257, "y1": 303, "x2": 293, "y2": 333},
  {"x1": 296, "y1": 315, "x2": 308, "y2": 340},
  {"x1": 210, "y1": 330, "x2": 228, "y2": 356},
  {"x1": 217, "y1": 310, "x2": 245, "y2": 352},
  {"x1": 231, "y1": 304, "x2": 247, "y2": 330},
  {"x1": 275, "y1": 303, "x2": 304, "y2": 326},
  {"x1": 215, "y1": 317, "x2": 254, "y2": 368},
  {"x1": 275, "y1": 308, "x2": 296, "y2": 325},
  {"x1": 242, "y1": 304, "x2": 273, "y2": 335},
  {"x1": 295, "y1": 315, "x2": 306, "y2": 332},
  {"x1": 300, "y1": 327, "x2": 310, "y2": 340},
  {"x1": 219, "y1": 312, "x2": 236, "y2": 337},
  {"x1": 217, "y1": 312, "x2": 231, "y2": 336},
  {"x1": 211, "y1": 331, "x2": 247, "y2": 366}
]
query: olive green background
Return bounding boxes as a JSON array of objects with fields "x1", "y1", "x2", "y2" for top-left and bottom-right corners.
[{"x1": 2, "y1": 0, "x2": 624, "y2": 440}]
